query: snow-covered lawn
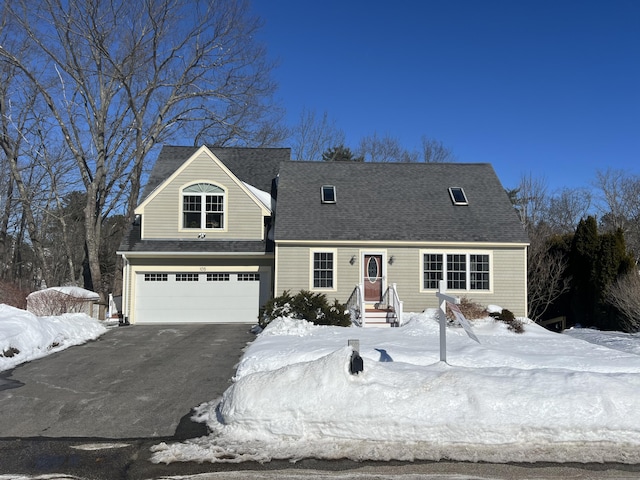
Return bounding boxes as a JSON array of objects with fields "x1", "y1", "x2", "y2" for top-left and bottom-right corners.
[
  {"x1": 0, "y1": 304, "x2": 107, "y2": 372},
  {"x1": 152, "y1": 311, "x2": 640, "y2": 465}
]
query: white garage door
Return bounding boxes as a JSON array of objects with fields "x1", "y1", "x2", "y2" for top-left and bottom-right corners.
[{"x1": 135, "y1": 272, "x2": 261, "y2": 323}]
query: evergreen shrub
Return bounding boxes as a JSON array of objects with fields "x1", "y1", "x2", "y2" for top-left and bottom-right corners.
[
  {"x1": 260, "y1": 290, "x2": 351, "y2": 328},
  {"x1": 489, "y1": 308, "x2": 524, "y2": 333}
]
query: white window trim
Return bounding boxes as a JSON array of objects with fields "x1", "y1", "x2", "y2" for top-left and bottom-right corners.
[
  {"x1": 448, "y1": 187, "x2": 469, "y2": 205},
  {"x1": 310, "y1": 248, "x2": 338, "y2": 291},
  {"x1": 178, "y1": 182, "x2": 228, "y2": 232},
  {"x1": 321, "y1": 185, "x2": 337, "y2": 204},
  {"x1": 419, "y1": 250, "x2": 493, "y2": 293}
]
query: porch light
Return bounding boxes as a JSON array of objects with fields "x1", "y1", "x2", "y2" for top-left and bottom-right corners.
[
  {"x1": 349, "y1": 255, "x2": 356, "y2": 265},
  {"x1": 388, "y1": 256, "x2": 394, "y2": 265}
]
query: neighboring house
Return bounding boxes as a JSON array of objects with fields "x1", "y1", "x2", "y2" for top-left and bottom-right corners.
[
  {"x1": 118, "y1": 145, "x2": 529, "y2": 325},
  {"x1": 27, "y1": 286, "x2": 101, "y2": 318}
]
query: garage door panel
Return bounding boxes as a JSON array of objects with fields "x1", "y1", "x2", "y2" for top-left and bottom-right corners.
[{"x1": 135, "y1": 273, "x2": 261, "y2": 323}]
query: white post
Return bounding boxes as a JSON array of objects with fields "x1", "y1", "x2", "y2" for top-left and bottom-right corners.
[
  {"x1": 359, "y1": 283, "x2": 365, "y2": 327},
  {"x1": 435, "y1": 280, "x2": 459, "y2": 364}
]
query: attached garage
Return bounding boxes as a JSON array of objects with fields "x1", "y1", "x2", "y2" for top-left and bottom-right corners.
[{"x1": 134, "y1": 271, "x2": 264, "y2": 323}]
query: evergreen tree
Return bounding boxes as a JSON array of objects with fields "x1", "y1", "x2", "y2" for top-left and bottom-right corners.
[
  {"x1": 596, "y1": 229, "x2": 635, "y2": 329},
  {"x1": 322, "y1": 145, "x2": 364, "y2": 162},
  {"x1": 569, "y1": 216, "x2": 599, "y2": 325},
  {"x1": 567, "y1": 217, "x2": 636, "y2": 330}
]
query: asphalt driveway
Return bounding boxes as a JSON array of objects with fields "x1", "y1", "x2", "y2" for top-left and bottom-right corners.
[{"x1": 0, "y1": 324, "x2": 254, "y2": 439}]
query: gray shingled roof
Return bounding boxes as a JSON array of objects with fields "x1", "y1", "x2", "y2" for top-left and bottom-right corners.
[
  {"x1": 274, "y1": 161, "x2": 529, "y2": 244},
  {"x1": 122, "y1": 147, "x2": 528, "y2": 253},
  {"x1": 140, "y1": 145, "x2": 289, "y2": 201},
  {"x1": 119, "y1": 225, "x2": 272, "y2": 254}
]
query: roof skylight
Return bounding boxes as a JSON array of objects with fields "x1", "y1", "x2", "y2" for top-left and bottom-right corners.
[
  {"x1": 321, "y1": 185, "x2": 336, "y2": 204},
  {"x1": 448, "y1": 187, "x2": 468, "y2": 205}
]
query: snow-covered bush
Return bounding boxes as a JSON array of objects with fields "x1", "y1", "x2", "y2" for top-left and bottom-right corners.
[
  {"x1": 490, "y1": 308, "x2": 524, "y2": 333},
  {"x1": 450, "y1": 296, "x2": 488, "y2": 320},
  {"x1": 260, "y1": 290, "x2": 351, "y2": 328}
]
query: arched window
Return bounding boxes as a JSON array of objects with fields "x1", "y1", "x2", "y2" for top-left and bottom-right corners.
[{"x1": 182, "y1": 183, "x2": 225, "y2": 229}]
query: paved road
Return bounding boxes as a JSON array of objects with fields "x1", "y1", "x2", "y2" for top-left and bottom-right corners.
[
  {"x1": 0, "y1": 323, "x2": 254, "y2": 438},
  {"x1": 1, "y1": 437, "x2": 639, "y2": 480}
]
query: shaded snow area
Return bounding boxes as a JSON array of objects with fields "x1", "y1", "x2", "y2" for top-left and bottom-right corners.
[
  {"x1": 564, "y1": 327, "x2": 640, "y2": 356},
  {"x1": 0, "y1": 304, "x2": 107, "y2": 372},
  {"x1": 151, "y1": 311, "x2": 640, "y2": 465}
]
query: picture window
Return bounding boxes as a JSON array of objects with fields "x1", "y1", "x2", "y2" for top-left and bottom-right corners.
[{"x1": 423, "y1": 253, "x2": 490, "y2": 291}]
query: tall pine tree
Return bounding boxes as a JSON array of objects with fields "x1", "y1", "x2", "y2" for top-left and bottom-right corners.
[
  {"x1": 596, "y1": 229, "x2": 635, "y2": 329},
  {"x1": 568, "y1": 217, "x2": 635, "y2": 329},
  {"x1": 569, "y1": 217, "x2": 600, "y2": 325}
]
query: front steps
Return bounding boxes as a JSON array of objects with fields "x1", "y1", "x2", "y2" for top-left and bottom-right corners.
[{"x1": 364, "y1": 304, "x2": 398, "y2": 327}]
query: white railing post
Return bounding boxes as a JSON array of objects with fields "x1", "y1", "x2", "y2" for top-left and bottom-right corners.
[
  {"x1": 391, "y1": 283, "x2": 402, "y2": 326},
  {"x1": 359, "y1": 283, "x2": 365, "y2": 327}
]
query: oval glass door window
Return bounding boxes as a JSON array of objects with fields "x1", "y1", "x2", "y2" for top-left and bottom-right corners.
[{"x1": 367, "y1": 256, "x2": 379, "y2": 283}]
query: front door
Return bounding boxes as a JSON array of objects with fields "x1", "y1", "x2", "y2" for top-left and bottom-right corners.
[{"x1": 363, "y1": 254, "x2": 383, "y2": 302}]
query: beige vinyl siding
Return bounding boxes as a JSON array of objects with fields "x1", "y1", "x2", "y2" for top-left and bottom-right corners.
[
  {"x1": 276, "y1": 244, "x2": 528, "y2": 318},
  {"x1": 275, "y1": 245, "x2": 360, "y2": 300},
  {"x1": 489, "y1": 247, "x2": 528, "y2": 317},
  {"x1": 141, "y1": 151, "x2": 266, "y2": 240}
]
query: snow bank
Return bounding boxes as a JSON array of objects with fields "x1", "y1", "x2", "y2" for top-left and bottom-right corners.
[
  {"x1": 0, "y1": 304, "x2": 107, "y2": 372},
  {"x1": 151, "y1": 312, "x2": 640, "y2": 464}
]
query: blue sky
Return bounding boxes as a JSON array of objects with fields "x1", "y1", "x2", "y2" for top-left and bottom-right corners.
[{"x1": 250, "y1": 0, "x2": 639, "y2": 192}]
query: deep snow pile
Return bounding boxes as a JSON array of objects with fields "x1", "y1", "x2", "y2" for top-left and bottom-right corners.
[
  {"x1": 151, "y1": 311, "x2": 640, "y2": 464},
  {"x1": 0, "y1": 304, "x2": 107, "y2": 372}
]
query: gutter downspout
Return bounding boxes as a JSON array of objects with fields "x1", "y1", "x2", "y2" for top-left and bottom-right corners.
[{"x1": 121, "y1": 253, "x2": 130, "y2": 324}]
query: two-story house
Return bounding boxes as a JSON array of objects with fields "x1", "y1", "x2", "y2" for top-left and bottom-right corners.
[{"x1": 118, "y1": 145, "x2": 529, "y2": 324}]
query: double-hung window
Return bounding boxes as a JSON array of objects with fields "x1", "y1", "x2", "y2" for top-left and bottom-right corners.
[
  {"x1": 182, "y1": 183, "x2": 225, "y2": 229},
  {"x1": 470, "y1": 254, "x2": 490, "y2": 290},
  {"x1": 447, "y1": 254, "x2": 467, "y2": 289},
  {"x1": 423, "y1": 253, "x2": 443, "y2": 289},
  {"x1": 422, "y1": 252, "x2": 491, "y2": 291},
  {"x1": 312, "y1": 251, "x2": 334, "y2": 289}
]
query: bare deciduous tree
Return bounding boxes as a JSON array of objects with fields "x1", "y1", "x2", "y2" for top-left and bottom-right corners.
[
  {"x1": 1, "y1": 0, "x2": 284, "y2": 301},
  {"x1": 357, "y1": 132, "x2": 418, "y2": 163},
  {"x1": 606, "y1": 271, "x2": 640, "y2": 332},
  {"x1": 0, "y1": 45, "x2": 54, "y2": 288},
  {"x1": 513, "y1": 173, "x2": 548, "y2": 231},
  {"x1": 594, "y1": 168, "x2": 640, "y2": 260},
  {"x1": 357, "y1": 133, "x2": 454, "y2": 163},
  {"x1": 290, "y1": 108, "x2": 345, "y2": 161},
  {"x1": 421, "y1": 136, "x2": 455, "y2": 163},
  {"x1": 594, "y1": 169, "x2": 639, "y2": 229},
  {"x1": 546, "y1": 187, "x2": 592, "y2": 234},
  {"x1": 527, "y1": 232, "x2": 571, "y2": 321}
]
